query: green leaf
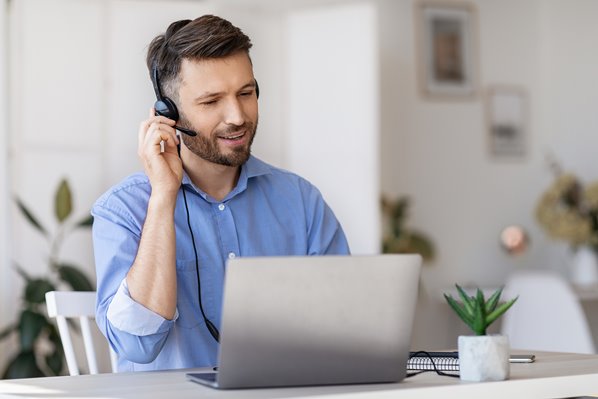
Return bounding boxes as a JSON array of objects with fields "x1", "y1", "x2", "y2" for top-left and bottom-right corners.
[
  {"x1": 485, "y1": 287, "x2": 504, "y2": 314},
  {"x1": 24, "y1": 278, "x2": 56, "y2": 304},
  {"x1": 57, "y1": 264, "x2": 94, "y2": 291},
  {"x1": 45, "y1": 349, "x2": 64, "y2": 376},
  {"x1": 2, "y1": 351, "x2": 45, "y2": 379},
  {"x1": 447, "y1": 283, "x2": 518, "y2": 335},
  {"x1": 405, "y1": 232, "x2": 435, "y2": 261},
  {"x1": 75, "y1": 214, "x2": 94, "y2": 228},
  {"x1": 19, "y1": 310, "x2": 49, "y2": 351},
  {"x1": 476, "y1": 288, "x2": 486, "y2": 304},
  {"x1": 472, "y1": 295, "x2": 486, "y2": 335},
  {"x1": 47, "y1": 321, "x2": 71, "y2": 350},
  {"x1": 0, "y1": 323, "x2": 16, "y2": 340},
  {"x1": 487, "y1": 296, "x2": 519, "y2": 326},
  {"x1": 455, "y1": 285, "x2": 475, "y2": 316},
  {"x1": 47, "y1": 322, "x2": 62, "y2": 347},
  {"x1": 15, "y1": 198, "x2": 48, "y2": 237},
  {"x1": 55, "y1": 179, "x2": 72, "y2": 222},
  {"x1": 444, "y1": 294, "x2": 472, "y2": 326},
  {"x1": 13, "y1": 262, "x2": 31, "y2": 282}
]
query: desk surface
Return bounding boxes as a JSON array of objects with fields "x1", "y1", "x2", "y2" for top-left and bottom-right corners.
[{"x1": 1, "y1": 352, "x2": 598, "y2": 399}]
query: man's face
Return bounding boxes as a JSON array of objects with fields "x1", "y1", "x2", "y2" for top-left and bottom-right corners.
[{"x1": 176, "y1": 52, "x2": 258, "y2": 167}]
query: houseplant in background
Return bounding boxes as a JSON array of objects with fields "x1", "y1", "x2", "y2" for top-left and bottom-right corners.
[
  {"x1": 381, "y1": 195, "x2": 435, "y2": 262},
  {"x1": 444, "y1": 285, "x2": 518, "y2": 382},
  {"x1": 0, "y1": 179, "x2": 94, "y2": 378},
  {"x1": 535, "y1": 167, "x2": 598, "y2": 285}
]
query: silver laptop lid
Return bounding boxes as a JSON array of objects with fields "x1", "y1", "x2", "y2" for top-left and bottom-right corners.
[{"x1": 216, "y1": 254, "x2": 421, "y2": 389}]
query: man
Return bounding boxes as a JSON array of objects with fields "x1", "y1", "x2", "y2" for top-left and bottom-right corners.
[{"x1": 92, "y1": 15, "x2": 349, "y2": 372}]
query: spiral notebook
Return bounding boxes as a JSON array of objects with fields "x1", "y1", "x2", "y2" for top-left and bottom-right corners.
[
  {"x1": 406, "y1": 352, "x2": 535, "y2": 372},
  {"x1": 407, "y1": 351, "x2": 459, "y2": 371}
]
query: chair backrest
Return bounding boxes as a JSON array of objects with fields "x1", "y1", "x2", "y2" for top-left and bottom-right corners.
[
  {"x1": 45, "y1": 291, "x2": 117, "y2": 375},
  {"x1": 501, "y1": 270, "x2": 596, "y2": 354}
]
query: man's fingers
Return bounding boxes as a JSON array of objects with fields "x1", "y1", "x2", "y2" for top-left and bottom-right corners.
[
  {"x1": 142, "y1": 122, "x2": 179, "y2": 154},
  {"x1": 150, "y1": 113, "x2": 176, "y2": 126},
  {"x1": 138, "y1": 111, "x2": 179, "y2": 153}
]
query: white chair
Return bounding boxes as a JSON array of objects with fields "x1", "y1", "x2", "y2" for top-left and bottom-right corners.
[
  {"x1": 45, "y1": 291, "x2": 117, "y2": 375},
  {"x1": 501, "y1": 270, "x2": 596, "y2": 354}
]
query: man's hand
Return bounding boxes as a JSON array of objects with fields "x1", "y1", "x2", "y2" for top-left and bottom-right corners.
[{"x1": 138, "y1": 108, "x2": 183, "y2": 198}]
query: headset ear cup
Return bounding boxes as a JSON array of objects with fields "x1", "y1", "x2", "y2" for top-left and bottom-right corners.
[
  {"x1": 255, "y1": 79, "x2": 260, "y2": 99},
  {"x1": 154, "y1": 97, "x2": 180, "y2": 121}
]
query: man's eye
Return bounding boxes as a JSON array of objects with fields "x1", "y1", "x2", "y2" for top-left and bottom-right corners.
[
  {"x1": 201, "y1": 100, "x2": 217, "y2": 106},
  {"x1": 240, "y1": 91, "x2": 253, "y2": 97}
]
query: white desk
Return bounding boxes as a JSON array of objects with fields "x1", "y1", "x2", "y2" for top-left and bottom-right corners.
[{"x1": 0, "y1": 352, "x2": 598, "y2": 399}]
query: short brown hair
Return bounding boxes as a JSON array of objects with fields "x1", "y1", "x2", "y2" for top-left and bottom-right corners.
[{"x1": 146, "y1": 15, "x2": 252, "y2": 99}]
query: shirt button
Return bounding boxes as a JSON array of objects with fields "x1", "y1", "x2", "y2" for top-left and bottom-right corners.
[
  {"x1": 228, "y1": 252, "x2": 236, "y2": 259},
  {"x1": 218, "y1": 204, "x2": 225, "y2": 211}
]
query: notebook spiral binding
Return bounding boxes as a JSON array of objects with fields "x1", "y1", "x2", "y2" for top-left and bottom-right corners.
[{"x1": 407, "y1": 351, "x2": 460, "y2": 372}]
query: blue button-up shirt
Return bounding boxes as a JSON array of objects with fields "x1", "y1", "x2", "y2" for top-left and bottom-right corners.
[{"x1": 92, "y1": 156, "x2": 350, "y2": 372}]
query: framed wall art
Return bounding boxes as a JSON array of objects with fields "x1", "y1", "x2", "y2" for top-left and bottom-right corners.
[
  {"x1": 485, "y1": 85, "x2": 528, "y2": 159},
  {"x1": 416, "y1": 1, "x2": 478, "y2": 99}
]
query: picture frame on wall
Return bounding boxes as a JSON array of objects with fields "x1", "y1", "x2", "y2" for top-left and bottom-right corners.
[
  {"x1": 416, "y1": 1, "x2": 478, "y2": 99},
  {"x1": 485, "y1": 85, "x2": 527, "y2": 159}
]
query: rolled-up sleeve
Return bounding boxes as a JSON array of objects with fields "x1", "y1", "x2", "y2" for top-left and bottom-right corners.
[
  {"x1": 108, "y1": 279, "x2": 178, "y2": 335},
  {"x1": 92, "y1": 192, "x2": 175, "y2": 364}
]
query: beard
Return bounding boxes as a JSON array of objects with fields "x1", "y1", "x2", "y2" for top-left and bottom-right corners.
[{"x1": 178, "y1": 114, "x2": 257, "y2": 167}]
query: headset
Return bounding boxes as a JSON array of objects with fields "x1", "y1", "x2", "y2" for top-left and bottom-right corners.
[
  {"x1": 151, "y1": 64, "x2": 197, "y2": 136},
  {"x1": 149, "y1": 62, "x2": 260, "y2": 344}
]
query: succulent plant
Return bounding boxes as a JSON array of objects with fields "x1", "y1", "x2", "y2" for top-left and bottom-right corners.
[{"x1": 444, "y1": 285, "x2": 518, "y2": 336}]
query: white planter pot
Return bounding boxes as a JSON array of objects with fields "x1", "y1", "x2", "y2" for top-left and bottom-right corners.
[
  {"x1": 570, "y1": 246, "x2": 598, "y2": 286},
  {"x1": 458, "y1": 335, "x2": 510, "y2": 382}
]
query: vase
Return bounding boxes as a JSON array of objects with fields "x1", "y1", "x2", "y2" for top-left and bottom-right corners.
[
  {"x1": 458, "y1": 335, "x2": 510, "y2": 382},
  {"x1": 570, "y1": 246, "x2": 598, "y2": 286}
]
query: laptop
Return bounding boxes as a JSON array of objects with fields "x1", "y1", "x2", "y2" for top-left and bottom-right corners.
[{"x1": 186, "y1": 254, "x2": 421, "y2": 389}]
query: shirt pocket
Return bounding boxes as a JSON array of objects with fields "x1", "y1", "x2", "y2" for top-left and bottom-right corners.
[{"x1": 175, "y1": 258, "x2": 216, "y2": 329}]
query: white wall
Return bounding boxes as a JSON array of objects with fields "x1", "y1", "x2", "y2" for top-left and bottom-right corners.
[
  {"x1": 539, "y1": 0, "x2": 598, "y2": 181},
  {"x1": 0, "y1": 0, "x2": 12, "y2": 360},
  {"x1": 286, "y1": 2, "x2": 380, "y2": 254},
  {"x1": 381, "y1": 0, "x2": 550, "y2": 293},
  {"x1": 9, "y1": 0, "x2": 105, "y2": 285}
]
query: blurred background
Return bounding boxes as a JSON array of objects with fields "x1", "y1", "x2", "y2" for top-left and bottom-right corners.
[{"x1": 2, "y1": 0, "x2": 598, "y2": 374}]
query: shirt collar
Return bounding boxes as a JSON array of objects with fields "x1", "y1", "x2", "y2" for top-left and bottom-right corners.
[{"x1": 181, "y1": 155, "x2": 272, "y2": 201}]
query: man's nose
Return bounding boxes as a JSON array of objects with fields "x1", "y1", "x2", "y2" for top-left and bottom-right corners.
[{"x1": 223, "y1": 98, "x2": 245, "y2": 126}]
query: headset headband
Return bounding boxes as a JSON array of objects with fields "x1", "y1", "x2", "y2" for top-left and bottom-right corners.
[{"x1": 151, "y1": 62, "x2": 164, "y2": 100}]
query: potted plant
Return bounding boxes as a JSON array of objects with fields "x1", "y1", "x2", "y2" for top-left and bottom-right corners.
[
  {"x1": 536, "y1": 169, "x2": 598, "y2": 285},
  {"x1": 381, "y1": 195, "x2": 435, "y2": 262},
  {"x1": 444, "y1": 285, "x2": 518, "y2": 382},
  {"x1": 0, "y1": 179, "x2": 94, "y2": 378}
]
